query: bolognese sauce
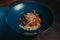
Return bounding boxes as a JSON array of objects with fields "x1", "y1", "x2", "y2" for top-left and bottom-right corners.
[{"x1": 19, "y1": 10, "x2": 42, "y2": 31}]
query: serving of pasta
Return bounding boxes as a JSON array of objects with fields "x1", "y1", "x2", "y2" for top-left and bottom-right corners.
[{"x1": 19, "y1": 10, "x2": 42, "y2": 31}]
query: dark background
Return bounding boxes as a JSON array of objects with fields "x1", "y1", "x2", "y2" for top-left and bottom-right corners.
[{"x1": 0, "y1": 0, "x2": 60, "y2": 40}]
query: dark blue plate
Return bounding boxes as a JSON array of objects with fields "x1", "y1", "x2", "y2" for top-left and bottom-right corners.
[
  {"x1": 6, "y1": 2, "x2": 53, "y2": 35},
  {"x1": 0, "y1": 6, "x2": 8, "y2": 37}
]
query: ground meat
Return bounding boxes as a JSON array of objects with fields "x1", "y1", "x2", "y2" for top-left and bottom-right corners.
[{"x1": 24, "y1": 13, "x2": 41, "y2": 26}]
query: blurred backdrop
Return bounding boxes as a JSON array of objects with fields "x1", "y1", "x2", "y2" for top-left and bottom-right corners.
[{"x1": 0, "y1": 0, "x2": 60, "y2": 40}]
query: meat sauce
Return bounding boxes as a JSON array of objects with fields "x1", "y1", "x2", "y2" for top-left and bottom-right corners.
[{"x1": 19, "y1": 10, "x2": 42, "y2": 30}]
